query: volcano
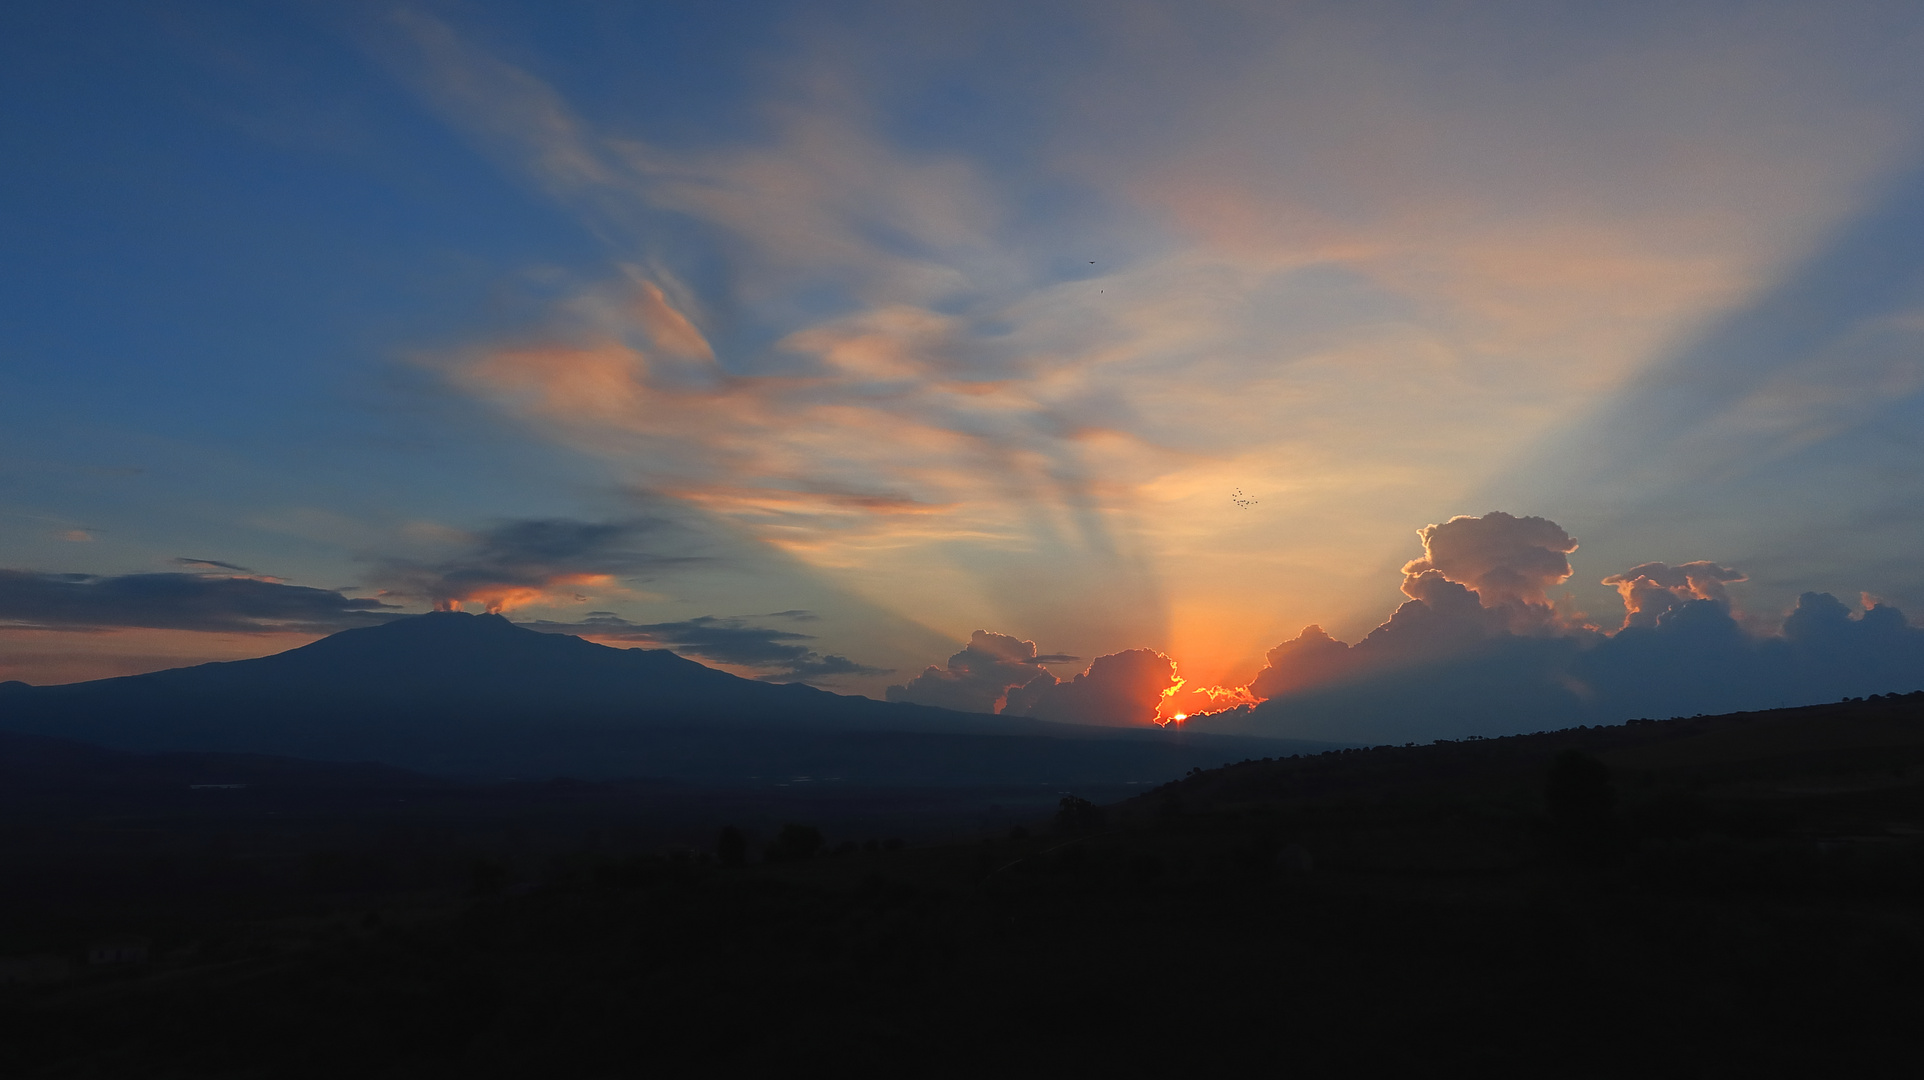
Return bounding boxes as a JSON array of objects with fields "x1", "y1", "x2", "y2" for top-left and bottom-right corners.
[{"x1": 0, "y1": 612, "x2": 1321, "y2": 783}]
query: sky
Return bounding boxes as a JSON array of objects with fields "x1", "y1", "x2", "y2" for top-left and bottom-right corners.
[{"x1": 5, "y1": 1, "x2": 1924, "y2": 732}]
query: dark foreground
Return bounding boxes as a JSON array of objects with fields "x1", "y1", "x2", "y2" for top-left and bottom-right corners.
[{"x1": 4, "y1": 695, "x2": 1924, "y2": 1075}]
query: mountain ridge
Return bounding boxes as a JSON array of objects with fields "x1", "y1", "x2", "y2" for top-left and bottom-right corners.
[{"x1": 0, "y1": 612, "x2": 1328, "y2": 783}]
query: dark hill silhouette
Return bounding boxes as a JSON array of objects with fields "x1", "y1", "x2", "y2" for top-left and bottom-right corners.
[
  {"x1": 7, "y1": 695, "x2": 1923, "y2": 1074},
  {"x1": 1120, "y1": 690, "x2": 1924, "y2": 833},
  {"x1": 0, "y1": 612, "x2": 1321, "y2": 783},
  {"x1": 0, "y1": 728, "x2": 437, "y2": 807}
]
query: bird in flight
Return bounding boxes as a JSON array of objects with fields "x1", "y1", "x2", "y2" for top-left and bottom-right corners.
[{"x1": 1230, "y1": 488, "x2": 1257, "y2": 510}]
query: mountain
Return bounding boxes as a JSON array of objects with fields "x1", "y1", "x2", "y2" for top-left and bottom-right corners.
[{"x1": 0, "y1": 612, "x2": 1324, "y2": 783}]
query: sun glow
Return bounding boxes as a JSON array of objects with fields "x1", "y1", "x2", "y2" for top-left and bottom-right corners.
[{"x1": 1151, "y1": 673, "x2": 1187, "y2": 723}]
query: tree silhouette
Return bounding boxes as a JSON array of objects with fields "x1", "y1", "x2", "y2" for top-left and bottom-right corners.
[
  {"x1": 1056, "y1": 796, "x2": 1104, "y2": 833},
  {"x1": 764, "y1": 823, "x2": 824, "y2": 863},
  {"x1": 716, "y1": 825, "x2": 747, "y2": 867}
]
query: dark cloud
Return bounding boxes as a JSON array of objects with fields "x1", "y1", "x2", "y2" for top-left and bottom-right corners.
[
  {"x1": 773, "y1": 653, "x2": 886, "y2": 682},
  {"x1": 1007, "y1": 648, "x2": 1181, "y2": 727},
  {"x1": 0, "y1": 570, "x2": 401, "y2": 634},
  {"x1": 374, "y1": 518, "x2": 695, "y2": 613},
  {"x1": 1246, "y1": 625, "x2": 1355, "y2": 701},
  {"x1": 518, "y1": 613, "x2": 889, "y2": 684},
  {"x1": 885, "y1": 630, "x2": 1058, "y2": 714},
  {"x1": 1373, "y1": 571, "x2": 1517, "y2": 654},
  {"x1": 1568, "y1": 594, "x2": 1924, "y2": 723},
  {"x1": 589, "y1": 615, "x2": 813, "y2": 666},
  {"x1": 765, "y1": 609, "x2": 820, "y2": 621},
  {"x1": 1204, "y1": 512, "x2": 1924, "y2": 744},
  {"x1": 1246, "y1": 572, "x2": 1521, "y2": 703},
  {"x1": 173, "y1": 557, "x2": 256, "y2": 574},
  {"x1": 887, "y1": 629, "x2": 1167, "y2": 724}
]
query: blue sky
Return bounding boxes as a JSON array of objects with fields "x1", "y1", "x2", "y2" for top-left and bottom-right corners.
[{"x1": 5, "y1": 1, "x2": 1924, "y2": 723}]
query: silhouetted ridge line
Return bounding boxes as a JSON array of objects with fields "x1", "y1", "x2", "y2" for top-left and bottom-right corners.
[
  {"x1": 1127, "y1": 691, "x2": 1924, "y2": 817},
  {"x1": 0, "y1": 612, "x2": 1324, "y2": 783}
]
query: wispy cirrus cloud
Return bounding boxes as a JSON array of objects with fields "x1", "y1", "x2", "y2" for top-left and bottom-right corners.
[{"x1": 379, "y1": 4, "x2": 1924, "y2": 688}]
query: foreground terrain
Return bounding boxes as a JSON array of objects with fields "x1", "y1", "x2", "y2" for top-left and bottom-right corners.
[{"x1": 3, "y1": 694, "x2": 1922, "y2": 1074}]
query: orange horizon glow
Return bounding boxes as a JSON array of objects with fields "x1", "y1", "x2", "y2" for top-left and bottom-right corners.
[{"x1": 0, "y1": 627, "x2": 324, "y2": 686}]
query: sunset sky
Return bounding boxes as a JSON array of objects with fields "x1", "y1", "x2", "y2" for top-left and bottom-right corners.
[{"x1": 6, "y1": 2, "x2": 1924, "y2": 723}]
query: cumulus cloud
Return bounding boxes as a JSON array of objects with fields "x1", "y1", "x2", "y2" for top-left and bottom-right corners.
[
  {"x1": 1566, "y1": 593, "x2": 1924, "y2": 723},
  {"x1": 1241, "y1": 570, "x2": 1520, "y2": 703},
  {"x1": 1213, "y1": 591, "x2": 1924, "y2": 745},
  {"x1": 1378, "y1": 571, "x2": 1517, "y2": 650},
  {"x1": 1246, "y1": 625, "x2": 1355, "y2": 700},
  {"x1": 0, "y1": 570, "x2": 401, "y2": 635},
  {"x1": 1006, "y1": 648, "x2": 1183, "y2": 727},
  {"x1": 519, "y1": 612, "x2": 888, "y2": 685},
  {"x1": 1601, "y1": 561, "x2": 1748, "y2": 628},
  {"x1": 1400, "y1": 511, "x2": 1579, "y2": 621},
  {"x1": 884, "y1": 630, "x2": 1075, "y2": 714},
  {"x1": 374, "y1": 518, "x2": 690, "y2": 613},
  {"x1": 1197, "y1": 512, "x2": 1924, "y2": 744}
]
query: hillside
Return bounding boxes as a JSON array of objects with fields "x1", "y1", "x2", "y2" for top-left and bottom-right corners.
[
  {"x1": 1141, "y1": 691, "x2": 1924, "y2": 817},
  {"x1": 3, "y1": 694, "x2": 1920, "y2": 1073}
]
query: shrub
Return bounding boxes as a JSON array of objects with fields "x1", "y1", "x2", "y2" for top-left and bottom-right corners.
[{"x1": 764, "y1": 823, "x2": 824, "y2": 863}]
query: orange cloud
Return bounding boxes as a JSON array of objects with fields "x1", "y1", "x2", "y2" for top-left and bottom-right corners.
[
  {"x1": 372, "y1": 519, "x2": 663, "y2": 616},
  {"x1": 1164, "y1": 680, "x2": 1264, "y2": 720},
  {"x1": 450, "y1": 281, "x2": 1184, "y2": 578},
  {"x1": 1602, "y1": 561, "x2": 1747, "y2": 629},
  {"x1": 630, "y1": 278, "x2": 714, "y2": 361},
  {"x1": 431, "y1": 573, "x2": 614, "y2": 615}
]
